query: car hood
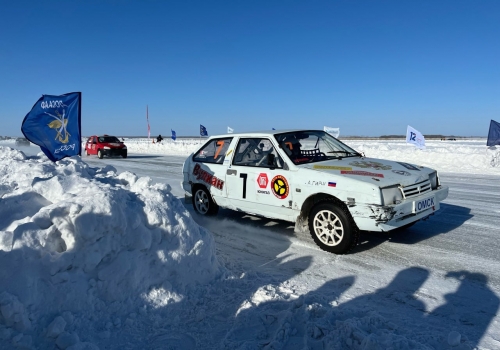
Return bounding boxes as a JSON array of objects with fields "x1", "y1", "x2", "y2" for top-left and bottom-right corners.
[{"x1": 300, "y1": 157, "x2": 434, "y2": 187}]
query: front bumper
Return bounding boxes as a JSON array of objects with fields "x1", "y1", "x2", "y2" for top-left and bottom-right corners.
[
  {"x1": 350, "y1": 186, "x2": 449, "y2": 232},
  {"x1": 103, "y1": 148, "x2": 127, "y2": 157}
]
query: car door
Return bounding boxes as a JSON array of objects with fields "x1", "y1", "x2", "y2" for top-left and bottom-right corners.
[
  {"x1": 85, "y1": 137, "x2": 95, "y2": 155},
  {"x1": 225, "y1": 137, "x2": 294, "y2": 221},
  {"x1": 190, "y1": 137, "x2": 233, "y2": 204}
]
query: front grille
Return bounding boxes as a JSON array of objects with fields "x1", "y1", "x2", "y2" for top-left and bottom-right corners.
[{"x1": 402, "y1": 179, "x2": 431, "y2": 199}]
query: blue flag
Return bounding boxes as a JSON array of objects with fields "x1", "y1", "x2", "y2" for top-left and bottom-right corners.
[
  {"x1": 21, "y1": 92, "x2": 82, "y2": 162},
  {"x1": 200, "y1": 124, "x2": 208, "y2": 136},
  {"x1": 487, "y1": 119, "x2": 500, "y2": 146},
  {"x1": 272, "y1": 128, "x2": 276, "y2": 130},
  {"x1": 171, "y1": 129, "x2": 177, "y2": 141}
]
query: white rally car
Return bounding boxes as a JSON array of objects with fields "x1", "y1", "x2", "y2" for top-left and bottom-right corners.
[{"x1": 182, "y1": 130, "x2": 449, "y2": 254}]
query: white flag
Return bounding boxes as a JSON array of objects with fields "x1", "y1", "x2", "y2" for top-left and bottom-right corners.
[
  {"x1": 406, "y1": 125, "x2": 426, "y2": 149},
  {"x1": 324, "y1": 126, "x2": 340, "y2": 138},
  {"x1": 227, "y1": 126, "x2": 234, "y2": 134}
]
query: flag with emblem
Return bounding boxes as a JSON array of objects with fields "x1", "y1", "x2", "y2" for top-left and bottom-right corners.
[
  {"x1": 324, "y1": 126, "x2": 340, "y2": 138},
  {"x1": 487, "y1": 120, "x2": 500, "y2": 146},
  {"x1": 200, "y1": 124, "x2": 208, "y2": 136},
  {"x1": 21, "y1": 92, "x2": 82, "y2": 162},
  {"x1": 406, "y1": 125, "x2": 426, "y2": 149}
]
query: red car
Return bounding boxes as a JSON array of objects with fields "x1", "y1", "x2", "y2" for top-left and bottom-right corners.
[{"x1": 85, "y1": 135, "x2": 127, "y2": 159}]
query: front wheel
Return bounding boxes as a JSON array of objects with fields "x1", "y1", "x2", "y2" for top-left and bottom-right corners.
[
  {"x1": 122, "y1": 151, "x2": 127, "y2": 158},
  {"x1": 97, "y1": 149, "x2": 103, "y2": 159},
  {"x1": 308, "y1": 201, "x2": 359, "y2": 254},
  {"x1": 192, "y1": 186, "x2": 219, "y2": 216}
]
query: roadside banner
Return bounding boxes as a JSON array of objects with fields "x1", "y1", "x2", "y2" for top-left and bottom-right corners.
[
  {"x1": 171, "y1": 129, "x2": 177, "y2": 141},
  {"x1": 406, "y1": 125, "x2": 426, "y2": 149},
  {"x1": 21, "y1": 92, "x2": 82, "y2": 162},
  {"x1": 487, "y1": 119, "x2": 500, "y2": 146},
  {"x1": 200, "y1": 124, "x2": 208, "y2": 136},
  {"x1": 324, "y1": 126, "x2": 340, "y2": 138},
  {"x1": 227, "y1": 126, "x2": 234, "y2": 134}
]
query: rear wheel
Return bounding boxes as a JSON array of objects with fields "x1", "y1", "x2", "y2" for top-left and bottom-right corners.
[
  {"x1": 122, "y1": 151, "x2": 127, "y2": 158},
  {"x1": 192, "y1": 186, "x2": 219, "y2": 216},
  {"x1": 98, "y1": 149, "x2": 103, "y2": 159},
  {"x1": 308, "y1": 201, "x2": 359, "y2": 254}
]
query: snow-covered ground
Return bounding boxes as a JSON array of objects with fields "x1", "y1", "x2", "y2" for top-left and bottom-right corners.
[{"x1": 0, "y1": 138, "x2": 499, "y2": 349}]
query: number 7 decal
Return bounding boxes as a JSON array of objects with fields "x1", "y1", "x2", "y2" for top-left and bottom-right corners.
[{"x1": 214, "y1": 140, "x2": 225, "y2": 159}]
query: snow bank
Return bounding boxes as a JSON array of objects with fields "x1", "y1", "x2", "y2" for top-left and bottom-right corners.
[
  {"x1": 116, "y1": 138, "x2": 201, "y2": 156},
  {"x1": 347, "y1": 139, "x2": 500, "y2": 175},
  {"x1": 116, "y1": 138, "x2": 500, "y2": 175},
  {"x1": 0, "y1": 146, "x2": 222, "y2": 349}
]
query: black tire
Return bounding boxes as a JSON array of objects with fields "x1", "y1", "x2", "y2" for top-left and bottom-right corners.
[
  {"x1": 122, "y1": 151, "x2": 127, "y2": 158},
  {"x1": 308, "y1": 200, "x2": 359, "y2": 254},
  {"x1": 192, "y1": 186, "x2": 219, "y2": 216},
  {"x1": 97, "y1": 149, "x2": 103, "y2": 159}
]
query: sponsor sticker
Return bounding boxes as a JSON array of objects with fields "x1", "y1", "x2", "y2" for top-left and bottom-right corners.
[
  {"x1": 349, "y1": 160, "x2": 392, "y2": 170},
  {"x1": 397, "y1": 162, "x2": 420, "y2": 171},
  {"x1": 313, "y1": 165, "x2": 352, "y2": 171},
  {"x1": 341, "y1": 170, "x2": 384, "y2": 178},
  {"x1": 328, "y1": 182, "x2": 337, "y2": 187},
  {"x1": 271, "y1": 175, "x2": 289, "y2": 199},
  {"x1": 257, "y1": 173, "x2": 269, "y2": 189},
  {"x1": 192, "y1": 163, "x2": 224, "y2": 190},
  {"x1": 392, "y1": 170, "x2": 411, "y2": 176}
]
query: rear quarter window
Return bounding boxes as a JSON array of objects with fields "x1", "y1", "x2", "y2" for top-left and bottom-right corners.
[{"x1": 193, "y1": 138, "x2": 232, "y2": 164}]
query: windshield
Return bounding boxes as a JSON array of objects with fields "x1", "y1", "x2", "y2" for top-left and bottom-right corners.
[
  {"x1": 98, "y1": 136, "x2": 121, "y2": 143},
  {"x1": 274, "y1": 130, "x2": 361, "y2": 165}
]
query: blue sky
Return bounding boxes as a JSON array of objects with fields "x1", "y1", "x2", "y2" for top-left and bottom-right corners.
[{"x1": 1, "y1": 0, "x2": 499, "y2": 137}]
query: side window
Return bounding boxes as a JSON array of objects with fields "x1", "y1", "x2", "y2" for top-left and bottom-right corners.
[
  {"x1": 233, "y1": 138, "x2": 283, "y2": 168},
  {"x1": 193, "y1": 138, "x2": 232, "y2": 164},
  {"x1": 86, "y1": 137, "x2": 92, "y2": 143}
]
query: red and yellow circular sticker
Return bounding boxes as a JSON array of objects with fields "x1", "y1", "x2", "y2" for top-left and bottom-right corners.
[{"x1": 271, "y1": 175, "x2": 289, "y2": 199}]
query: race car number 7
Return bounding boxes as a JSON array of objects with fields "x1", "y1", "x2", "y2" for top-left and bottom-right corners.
[{"x1": 214, "y1": 140, "x2": 225, "y2": 159}]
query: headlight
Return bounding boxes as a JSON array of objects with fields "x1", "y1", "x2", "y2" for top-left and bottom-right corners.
[
  {"x1": 103, "y1": 146, "x2": 110, "y2": 149},
  {"x1": 429, "y1": 171, "x2": 439, "y2": 189},
  {"x1": 381, "y1": 185, "x2": 403, "y2": 205}
]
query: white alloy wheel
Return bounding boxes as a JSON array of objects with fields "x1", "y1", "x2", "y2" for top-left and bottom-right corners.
[
  {"x1": 312, "y1": 209, "x2": 344, "y2": 246},
  {"x1": 308, "y1": 201, "x2": 358, "y2": 254}
]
